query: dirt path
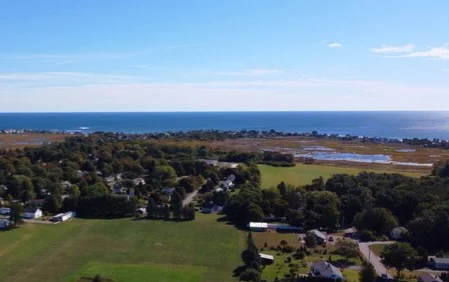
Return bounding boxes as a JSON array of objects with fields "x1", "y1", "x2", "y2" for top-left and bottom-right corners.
[{"x1": 358, "y1": 241, "x2": 394, "y2": 278}]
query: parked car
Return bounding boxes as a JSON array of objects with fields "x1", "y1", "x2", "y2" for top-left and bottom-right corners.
[{"x1": 328, "y1": 236, "x2": 334, "y2": 242}]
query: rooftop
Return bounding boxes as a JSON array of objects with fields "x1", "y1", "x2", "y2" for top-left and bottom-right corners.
[
  {"x1": 260, "y1": 253, "x2": 274, "y2": 260},
  {"x1": 249, "y1": 222, "x2": 268, "y2": 229},
  {"x1": 419, "y1": 272, "x2": 443, "y2": 282}
]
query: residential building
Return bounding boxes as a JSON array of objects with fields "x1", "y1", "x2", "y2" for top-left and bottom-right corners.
[
  {"x1": 419, "y1": 272, "x2": 443, "y2": 282},
  {"x1": 310, "y1": 229, "x2": 327, "y2": 244},
  {"x1": 136, "y1": 208, "x2": 147, "y2": 217},
  {"x1": 311, "y1": 261, "x2": 344, "y2": 280},
  {"x1": 162, "y1": 187, "x2": 176, "y2": 196},
  {"x1": 23, "y1": 208, "x2": 43, "y2": 219},
  {"x1": 344, "y1": 227, "x2": 357, "y2": 238},
  {"x1": 51, "y1": 211, "x2": 75, "y2": 222},
  {"x1": 390, "y1": 227, "x2": 407, "y2": 240},
  {"x1": 429, "y1": 257, "x2": 449, "y2": 270},
  {"x1": 0, "y1": 218, "x2": 10, "y2": 229},
  {"x1": 0, "y1": 207, "x2": 11, "y2": 215},
  {"x1": 132, "y1": 178, "x2": 146, "y2": 186}
]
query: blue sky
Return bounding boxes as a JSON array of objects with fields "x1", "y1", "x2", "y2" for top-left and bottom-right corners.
[{"x1": 1, "y1": 1, "x2": 449, "y2": 112}]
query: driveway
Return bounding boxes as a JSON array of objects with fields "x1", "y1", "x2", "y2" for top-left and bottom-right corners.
[
  {"x1": 182, "y1": 190, "x2": 199, "y2": 206},
  {"x1": 358, "y1": 242, "x2": 394, "y2": 279}
]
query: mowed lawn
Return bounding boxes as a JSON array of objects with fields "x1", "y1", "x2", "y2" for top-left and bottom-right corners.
[
  {"x1": 0, "y1": 214, "x2": 245, "y2": 282},
  {"x1": 258, "y1": 164, "x2": 425, "y2": 188}
]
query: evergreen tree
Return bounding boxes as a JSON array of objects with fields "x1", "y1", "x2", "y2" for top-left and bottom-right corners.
[
  {"x1": 163, "y1": 204, "x2": 171, "y2": 220},
  {"x1": 360, "y1": 262, "x2": 377, "y2": 282},
  {"x1": 147, "y1": 197, "x2": 156, "y2": 218},
  {"x1": 171, "y1": 191, "x2": 183, "y2": 219},
  {"x1": 9, "y1": 202, "x2": 24, "y2": 228}
]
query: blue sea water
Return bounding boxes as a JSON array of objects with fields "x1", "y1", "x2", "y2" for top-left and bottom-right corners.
[{"x1": 1, "y1": 112, "x2": 449, "y2": 139}]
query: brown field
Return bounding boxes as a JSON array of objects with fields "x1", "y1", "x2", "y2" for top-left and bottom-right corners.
[{"x1": 0, "y1": 133, "x2": 70, "y2": 149}]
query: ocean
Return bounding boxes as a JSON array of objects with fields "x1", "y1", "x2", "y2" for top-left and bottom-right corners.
[{"x1": 1, "y1": 112, "x2": 449, "y2": 139}]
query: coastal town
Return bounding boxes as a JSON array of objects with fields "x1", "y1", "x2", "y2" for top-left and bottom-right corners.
[{"x1": 1, "y1": 131, "x2": 449, "y2": 282}]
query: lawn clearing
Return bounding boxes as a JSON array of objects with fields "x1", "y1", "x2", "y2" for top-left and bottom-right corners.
[
  {"x1": 0, "y1": 214, "x2": 245, "y2": 282},
  {"x1": 258, "y1": 164, "x2": 425, "y2": 188},
  {"x1": 369, "y1": 243, "x2": 388, "y2": 257}
]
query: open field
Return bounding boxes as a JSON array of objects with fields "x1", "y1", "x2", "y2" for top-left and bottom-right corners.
[
  {"x1": 0, "y1": 214, "x2": 245, "y2": 282},
  {"x1": 258, "y1": 164, "x2": 426, "y2": 188},
  {"x1": 0, "y1": 133, "x2": 70, "y2": 149}
]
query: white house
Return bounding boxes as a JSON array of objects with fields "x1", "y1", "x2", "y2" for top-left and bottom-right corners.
[
  {"x1": 311, "y1": 261, "x2": 344, "y2": 280},
  {"x1": 132, "y1": 178, "x2": 146, "y2": 186},
  {"x1": 259, "y1": 253, "x2": 274, "y2": 264},
  {"x1": 248, "y1": 222, "x2": 268, "y2": 232},
  {"x1": 23, "y1": 208, "x2": 43, "y2": 219},
  {"x1": 390, "y1": 227, "x2": 407, "y2": 240},
  {"x1": 310, "y1": 229, "x2": 327, "y2": 244}
]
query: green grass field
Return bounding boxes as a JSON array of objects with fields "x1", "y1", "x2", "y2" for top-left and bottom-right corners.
[
  {"x1": 258, "y1": 164, "x2": 425, "y2": 188},
  {"x1": 0, "y1": 214, "x2": 245, "y2": 282}
]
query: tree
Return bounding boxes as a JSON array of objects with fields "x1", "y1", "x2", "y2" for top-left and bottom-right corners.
[
  {"x1": 82, "y1": 183, "x2": 109, "y2": 197},
  {"x1": 334, "y1": 239, "x2": 359, "y2": 261},
  {"x1": 286, "y1": 209, "x2": 304, "y2": 227},
  {"x1": 147, "y1": 197, "x2": 156, "y2": 218},
  {"x1": 247, "y1": 204, "x2": 264, "y2": 222},
  {"x1": 354, "y1": 208, "x2": 398, "y2": 235},
  {"x1": 42, "y1": 195, "x2": 62, "y2": 214},
  {"x1": 360, "y1": 262, "x2": 377, "y2": 282},
  {"x1": 71, "y1": 184, "x2": 81, "y2": 198},
  {"x1": 239, "y1": 268, "x2": 261, "y2": 282},
  {"x1": 171, "y1": 191, "x2": 183, "y2": 219},
  {"x1": 241, "y1": 232, "x2": 261, "y2": 269},
  {"x1": 305, "y1": 231, "x2": 317, "y2": 248},
  {"x1": 9, "y1": 203, "x2": 24, "y2": 227},
  {"x1": 163, "y1": 204, "x2": 171, "y2": 220},
  {"x1": 178, "y1": 177, "x2": 196, "y2": 193},
  {"x1": 277, "y1": 182, "x2": 287, "y2": 196},
  {"x1": 381, "y1": 242, "x2": 418, "y2": 278}
]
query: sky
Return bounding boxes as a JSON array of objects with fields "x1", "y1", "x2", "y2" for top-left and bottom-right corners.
[{"x1": 1, "y1": 0, "x2": 449, "y2": 112}]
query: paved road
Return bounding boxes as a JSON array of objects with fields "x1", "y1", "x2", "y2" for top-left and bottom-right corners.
[
  {"x1": 183, "y1": 190, "x2": 199, "y2": 206},
  {"x1": 358, "y1": 241, "x2": 394, "y2": 278}
]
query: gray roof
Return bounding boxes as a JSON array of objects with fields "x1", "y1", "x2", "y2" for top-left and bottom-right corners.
[
  {"x1": 312, "y1": 261, "x2": 343, "y2": 279},
  {"x1": 310, "y1": 229, "x2": 327, "y2": 240},
  {"x1": 419, "y1": 272, "x2": 443, "y2": 282},
  {"x1": 431, "y1": 257, "x2": 449, "y2": 265}
]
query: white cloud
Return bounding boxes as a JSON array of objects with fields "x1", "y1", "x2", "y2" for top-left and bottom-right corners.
[
  {"x1": 216, "y1": 69, "x2": 283, "y2": 76},
  {"x1": 54, "y1": 60, "x2": 74, "y2": 66},
  {"x1": 328, "y1": 43, "x2": 342, "y2": 48},
  {"x1": 370, "y1": 44, "x2": 415, "y2": 53},
  {"x1": 401, "y1": 44, "x2": 449, "y2": 60},
  {"x1": 1, "y1": 72, "x2": 449, "y2": 111},
  {"x1": 443, "y1": 68, "x2": 449, "y2": 72}
]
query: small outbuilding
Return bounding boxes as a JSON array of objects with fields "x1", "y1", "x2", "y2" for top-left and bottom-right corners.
[{"x1": 259, "y1": 253, "x2": 274, "y2": 265}]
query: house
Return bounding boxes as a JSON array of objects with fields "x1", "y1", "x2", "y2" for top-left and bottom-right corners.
[
  {"x1": 162, "y1": 187, "x2": 176, "y2": 196},
  {"x1": 201, "y1": 202, "x2": 214, "y2": 214},
  {"x1": 199, "y1": 159, "x2": 219, "y2": 166},
  {"x1": 136, "y1": 208, "x2": 147, "y2": 217},
  {"x1": 268, "y1": 223, "x2": 302, "y2": 233},
  {"x1": 23, "y1": 208, "x2": 43, "y2": 219},
  {"x1": 0, "y1": 218, "x2": 10, "y2": 229},
  {"x1": 311, "y1": 261, "x2": 344, "y2": 281},
  {"x1": 429, "y1": 257, "x2": 449, "y2": 270},
  {"x1": 390, "y1": 227, "x2": 407, "y2": 240},
  {"x1": 344, "y1": 227, "x2": 357, "y2": 238},
  {"x1": 260, "y1": 253, "x2": 274, "y2": 265},
  {"x1": 248, "y1": 222, "x2": 268, "y2": 232},
  {"x1": 0, "y1": 207, "x2": 11, "y2": 215},
  {"x1": 310, "y1": 229, "x2": 327, "y2": 244},
  {"x1": 419, "y1": 272, "x2": 443, "y2": 282},
  {"x1": 214, "y1": 188, "x2": 224, "y2": 193},
  {"x1": 132, "y1": 178, "x2": 146, "y2": 186},
  {"x1": 61, "y1": 181, "x2": 72, "y2": 191},
  {"x1": 113, "y1": 183, "x2": 126, "y2": 194}
]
